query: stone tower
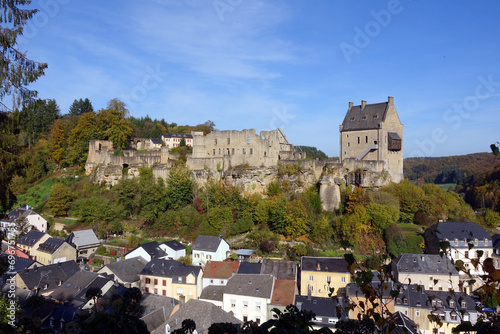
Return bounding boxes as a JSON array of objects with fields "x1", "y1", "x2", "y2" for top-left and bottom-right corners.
[{"x1": 339, "y1": 96, "x2": 403, "y2": 183}]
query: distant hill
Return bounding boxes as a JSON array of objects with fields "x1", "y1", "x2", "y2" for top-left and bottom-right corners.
[
  {"x1": 404, "y1": 152, "x2": 500, "y2": 185},
  {"x1": 294, "y1": 146, "x2": 328, "y2": 160}
]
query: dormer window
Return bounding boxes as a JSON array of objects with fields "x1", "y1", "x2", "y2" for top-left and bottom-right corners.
[
  {"x1": 403, "y1": 297, "x2": 408, "y2": 305},
  {"x1": 449, "y1": 300, "x2": 455, "y2": 308},
  {"x1": 454, "y1": 238, "x2": 458, "y2": 246},
  {"x1": 361, "y1": 116, "x2": 367, "y2": 120},
  {"x1": 350, "y1": 117, "x2": 355, "y2": 122},
  {"x1": 373, "y1": 114, "x2": 378, "y2": 119},
  {"x1": 461, "y1": 300, "x2": 466, "y2": 308},
  {"x1": 474, "y1": 238, "x2": 478, "y2": 246},
  {"x1": 485, "y1": 238, "x2": 489, "y2": 246}
]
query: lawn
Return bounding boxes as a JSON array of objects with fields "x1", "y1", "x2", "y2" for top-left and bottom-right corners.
[
  {"x1": 15, "y1": 177, "x2": 61, "y2": 209},
  {"x1": 436, "y1": 183, "x2": 457, "y2": 191}
]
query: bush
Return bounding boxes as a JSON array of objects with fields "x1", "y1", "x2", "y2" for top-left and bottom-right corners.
[{"x1": 97, "y1": 246, "x2": 107, "y2": 256}]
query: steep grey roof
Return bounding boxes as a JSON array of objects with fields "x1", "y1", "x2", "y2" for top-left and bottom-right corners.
[
  {"x1": 237, "y1": 262, "x2": 262, "y2": 274},
  {"x1": 161, "y1": 133, "x2": 193, "y2": 139},
  {"x1": 301, "y1": 256, "x2": 349, "y2": 273},
  {"x1": 428, "y1": 221, "x2": 490, "y2": 241},
  {"x1": 140, "y1": 259, "x2": 201, "y2": 281},
  {"x1": 192, "y1": 235, "x2": 225, "y2": 252},
  {"x1": 37, "y1": 237, "x2": 66, "y2": 254},
  {"x1": 199, "y1": 285, "x2": 225, "y2": 302},
  {"x1": 396, "y1": 284, "x2": 476, "y2": 312},
  {"x1": 16, "y1": 230, "x2": 47, "y2": 247},
  {"x1": 66, "y1": 229, "x2": 100, "y2": 248},
  {"x1": 384, "y1": 311, "x2": 419, "y2": 334},
  {"x1": 99, "y1": 257, "x2": 148, "y2": 283},
  {"x1": 224, "y1": 274, "x2": 273, "y2": 298},
  {"x1": 50, "y1": 271, "x2": 99, "y2": 303},
  {"x1": 341, "y1": 101, "x2": 389, "y2": 131},
  {"x1": 141, "y1": 294, "x2": 178, "y2": 321},
  {"x1": 296, "y1": 295, "x2": 348, "y2": 320},
  {"x1": 162, "y1": 240, "x2": 186, "y2": 251},
  {"x1": 235, "y1": 249, "x2": 254, "y2": 256},
  {"x1": 17, "y1": 260, "x2": 80, "y2": 291},
  {"x1": 150, "y1": 138, "x2": 163, "y2": 145},
  {"x1": 0, "y1": 254, "x2": 35, "y2": 274},
  {"x1": 260, "y1": 261, "x2": 297, "y2": 281},
  {"x1": 395, "y1": 254, "x2": 459, "y2": 276},
  {"x1": 154, "y1": 299, "x2": 242, "y2": 334},
  {"x1": 126, "y1": 241, "x2": 167, "y2": 259}
]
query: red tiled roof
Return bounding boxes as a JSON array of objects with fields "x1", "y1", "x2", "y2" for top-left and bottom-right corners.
[
  {"x1": 271, "y1": 279, "x2": 296, "y2": 306},
  {"x1": 4, "y1": 246, "x2": 29, "y2": 259},
  {"x1": 202, "y1": 261, "x2": 239, "y2": 279}
]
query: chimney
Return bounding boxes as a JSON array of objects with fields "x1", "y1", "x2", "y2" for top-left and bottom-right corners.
[
  {"x1": 388, "y1": 96, "x2": 394, "y2": 105},
  {"x1": 296, "y1": 301, "x2": 302, "y2": 311},
  {"x1": 348, "y1": 102, "x2": 353, "y2": 109},
  {"x1": 361, "y1": 100, "x2": 367, "y2": 109},
  {"x1": 317, "y1": 262, "x2": 321, "y2": 271}
]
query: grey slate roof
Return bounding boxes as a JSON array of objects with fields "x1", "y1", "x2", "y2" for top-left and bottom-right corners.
[
  {"x1": 237, "y1": 262, "x2": 262, "y2": 274},
  {"x1": 0, "y1": 254, "x2": 35, "y2": 275},
  {"x1": 224, "y1": 274, "x2": 273, "y2": 298},
  {"x1": 140, "y1": 259, "x2": 201, "y2": 282},
  {"x1": 162, "y1": 240, "x2": 186, "y2": 251},
  {"x1": 192, "y1": 235, "x2": 225, "y2": 252},
  {"x1": 17, "y1": 260, "x2": 80, "y2": 291},
  {"x1": 50, "y1": 271, "x2": 99, "y2": 303},
  {"x1": 66, "y1": 229, "x2": 100, "y2": 248},
  {"x1": 153, "y1": 299, "x2": 242, "y2": 334},
  {"x1": 150, "y1": 138, "x2": 163, "y2": 145},
  {"x1": 394, "y1": 254, "x2": 459, "y2": 276},
  {"x1": 37, "y1": 237, "x2": 66, "y2": 254},
  {"x1": 384, "y1": 311, "x2": 420, "y2": 334},
  {"x1": 296, "y1": 295, "x2": 348, "y2": 327},
  {"x1": 341, "y1": 101, "x2": 389, "y2": 131},
  {"x1": 199, "y1": 285, "x2": 225, "y2": 302},
  {"x1": 427, "y1": 221, "x2": 491, "y2": 241},
  {"x1": 141, "y1": 294, "x2": 178, "y2": 321},
  {"x1": 301, "y1": 256, "x2": 350, "y2": 273},
  {"x1": 99, "y1": 256, "x2": 148, "y2": 283},
  {"x1": 126, "y1": 241, "x2": 167, "y2": 259},
  {"x1": 16, "y1": 230, "x2": 47, "y2": 247},
  {"x1": 260, "y1": 261, "x2": 297, "y2": 281},
  {"x1": 161, "y1": 133, "x2": 193, "y2": 139}
]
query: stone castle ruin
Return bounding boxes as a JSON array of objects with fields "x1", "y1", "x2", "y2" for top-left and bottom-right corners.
[{"x1": 85, "y1": 97, "x2": 403, "y2": 210}]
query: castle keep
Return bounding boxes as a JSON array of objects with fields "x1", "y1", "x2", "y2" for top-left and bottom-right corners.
[{"x1": 85, "y1": 97, "x2": 403, "y2": 210}]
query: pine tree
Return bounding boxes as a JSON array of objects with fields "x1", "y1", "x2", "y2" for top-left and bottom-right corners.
[{"x1": 0, "y1": 0, "x2": 48, "y2": 110}]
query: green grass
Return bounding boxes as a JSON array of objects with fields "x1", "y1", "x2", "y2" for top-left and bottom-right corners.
[
  {"x1": 15, "y1": 177, "x2": 61, "y2": 209},
  {"x1": 398, "y1": 222, "x2": 423, "y2": 236},
  {"x1": 436, "y1": 183, "x2": 457, "y2": 191}
]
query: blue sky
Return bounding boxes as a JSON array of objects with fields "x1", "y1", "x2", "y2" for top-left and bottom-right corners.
[{"x1": 17, "y1": 0, "x2": 500, "y2": 158}]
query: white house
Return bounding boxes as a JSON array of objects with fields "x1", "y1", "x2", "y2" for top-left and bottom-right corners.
[
  {"x1": 222, "y1": 274, "x2": 274, "y2": 325},
  {"x1": 192, "y1": 235, "x2": 230, "y2": 265},
  {"x1": 202, "y1": 260, "x2": 240, "y2": 290},
  {"x1": 0, "y1": 207, "x2": 47, "y2": 234},
  {"x1": 124, "y1": 241, "x2": 168, "y2": 262},
  {"x1": 159, "y1": 240, "x2": 186, "y2": 260}
]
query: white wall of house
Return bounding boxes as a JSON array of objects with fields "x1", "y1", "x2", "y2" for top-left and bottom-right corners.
[
  {"x1": 202, "y1": 277, "x2": 229, "y2": 290},
  {"x1": 27, "y1": 213, "x2": 47, "y2": 233},
  {"x1": 192, "y1": 240, "x2": 230, "y2": 265},
  {"x1": 223, "y1": 294, "x2": 271, "y2": 324},
  {"x1": 159, "y1": 245, "x2": 186, "y2": 260}
]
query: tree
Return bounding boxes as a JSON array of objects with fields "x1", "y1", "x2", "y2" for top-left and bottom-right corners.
[
  {"x1": 49, "y1": 119, "x2": 67, "y2": 166},
  {"x1": 167, "y1": 164, "x2": 194, "y2": 209},
  {"x1": 98, "y1": 99, "x2": 133, "y2": 149},
  {"x1": 173, "y1": 319, "x2": 196, "y2": 334},
  {"x1": 68, "y1": 98, "x2": 94, "y2": 115},
  {"x1": 260, "y1": 305, "x2": 333, "y2": 333},
  {"x1": 67, "y1": 111, "x2": 102, "y2": 166},
  {"x1": 46, "y1": 183, "x2": 75, "y2": 216},
  {"x1": 0, "y1": 0, "x2": 48, "y2": 109},
  {"x1": 19, "y1": 99, "x2": 60, "y2": 149},
  {"x1": 14, "y1": 216, "x2": 30, "y2": 239}
]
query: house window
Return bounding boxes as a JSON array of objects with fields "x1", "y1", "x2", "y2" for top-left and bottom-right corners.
[
  {"x1": 243, "y1": 148, "x2": 246, "y2": 154},
  {"x1": 154, "y1": 279, "x2": 158, "y2": 285},
  {"x1": 454, "y1": 239, "x2": 458, "y2": 246},
  {"x1": 474, "y1": 238, "x2": 478, "y2": 246},
  {"x1": 154, "y1": 288, "x2": 158, "y2": 294},
  {"x1": 162, "y1": 290, "x2": 166, "y2": 296},
  {"x1": 250, "y1": 148, "x2": 253, "y2": 155},
  {"x1": 416, "y1": 311, "x2": 420, "y2": 317},
  {"x1": 365, "y1": 136, "x2": 368, "y2": 143},
  {"x1": 210, "y1": 279, "x2": 214, "y2": 284},
  {"x1": 429, "y1": 276, "x2": 433, "y2": 281},
  {"x1": 326, "y1": 276, "x2": 331, "y2": 283},
  {"x1": 438, "y1": 285, "x2": 442, "y2": 291},
  {"x1": 403, "y1": 298, "x2": 408, "y2": 305},
  {"x1": 357, "y1": 137, "x2": 360, "y2": 144},
  {"x1": 220, "y1": 280, "x2": 224, "y2": 284},
  {"x1": 341, "y1": 277, "x2": 346, "y2": 283},
  {"x1": 433, "y1": 328, "x2": 438, "y2": 334},
  {"x1": 450, "y1": 300, "x2": 455, "y2": 308},
  {"x1": 256, "y1": 302, "x2": 261, "y2": 311},
  {"x1": 145, "y1": 278, "x2": 151, "y2": 284},
  {"x1": 437, "y1": 300, "x2": 442, "y2": 307},
  {"x1": 177, "y1": 287, "x2": 183, "y2": 295},
  {"x1": 315, "y1": 317, "x2": 322, "y2": 322},
  {"x1": 212, "y1": 149, "x2": 215, "y2": 155},
  {"x1": 207, "y1": 255, "x2": 212, "y2": 260},
  {"x1": 464, "y1": 314, "x2": 469, "y2": 321},
  {"x1": 243, "y1": 301, "x2": 248, "y2": 308},
  {"x1": 243, "y1": 316, "x2": 248, "y2": 322},
  {"x1": 396, "y1": 298, "x2": 402, "y2": 304},
  {"x1": 465, "y1": 251, "x2": 469, "y2": 259},
  {"x1": 231, "y1": 300, "x2": 236, "y2": 308},
  {"x1": 461, "y1": 300, "x2": 466, "y2": 308},
  {"x1": 309, "y1": 275, "x2": 313, "y2": 282},
  {"x1": 328, "y1": 319, "x2": 336, "y2": 324},
  {"x1": 145, "y1": 287, "x2": 149, "y2": 293},
  {"x1": 255, "y1": 318, "x2": 260, "y2": 325},
  {"x1": 451, "y1": 313, "x2": 457, "y2": 321},
  {"x1": 163, "y1": 280, "x2": 166, "y2": 286},
  {"x1": 189, "y1": 289, "x2": 193, "y2": 296},
  {"x1": 178, "y1": 277, "x2": 182, "y2": 283}
]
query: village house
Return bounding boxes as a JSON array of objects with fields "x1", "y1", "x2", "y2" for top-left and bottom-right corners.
[
  {"x1": 267, "y1": 279, "x2": 296, "y2": 320},
  {"x1": 139, "y1": 259, "x2": 202, "y2": 302},
  {"x1": 161, "y1": 133, "x2": 194, "y2": 148},
  {"x1": 346, "y1": 280, "x2": 397, "y2": 320},
  {"x1": 15, "y1": 230, "x2": 51, "y2": 261},
  {"x1": 36, "y1": 237, "x2": 77, "y2": 265},
  {"x1": 202, "y1": 260, "x2": 239, "y2": 290},
  {"x1": 65, "y1": 229, "x2": 100, "y2": 260},
  {"x1": 424, "y1": 222, "x2": 493, "y2": 281},
  {"x1": 295, "y1": 295, "x2": 348, "y2": 331},
  {"x1": 394, "y1": 284, "x2": 478, "y2": 334},
  {"x1": 300, "y1": 256, "x2": 351, "y2": 298},
  {"x1": 391, "y1": 253, "x2": 460, "y2": 292},
  {"x1": 97, "y1": 256, "x2": 148, "y2": 288},
  {"x1": 222, "y1": 274, "x2": 274, "y2": 324},
  {"x1": 159, "y1": 240, "x2": 187, "y2": 260},
  {"x1": 125, "y1": 241, "x2": 169, "y2": 262},
  {"x1": 0, "y1": 207, "x2": 48, "y2": 234},
  {"x1": 192, "y1": 235, "x2": 230, "y2": 265},
  {"x1": 14, "y1": 261, "x2": 80, "y2": 296}
]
